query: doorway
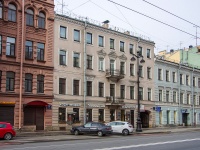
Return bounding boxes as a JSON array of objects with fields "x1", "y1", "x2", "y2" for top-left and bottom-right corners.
[
  {"x1": 130, "y1": 110, "x2": 134, "y2": 127},
  {"x1": 140, "y1": 111, "x2": 149, "y2": 128},
  {"x1": 110, "y1": 109, "x2": 115, "y2": 121},
  {"x1": 167, "y1": 110, "x2": 170, "y2": 124},
  {"x1": 121, "y1": 110, "x2": 125, "y2": 121},
  {"x1": 86, "y1": 109, "x2": 92, "y2": 122},
  {"x1": 182, "y1": 113, "x2": 188, "y2": 126}
]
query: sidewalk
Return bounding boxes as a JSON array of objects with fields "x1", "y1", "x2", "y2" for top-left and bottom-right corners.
[{"x1": 1, "y1": 126, "x2": 200, "y2": 143}]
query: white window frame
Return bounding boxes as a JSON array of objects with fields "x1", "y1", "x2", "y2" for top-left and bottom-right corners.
[{"x1": 59, "y1": 25, "x2": 67, "y2": 39}]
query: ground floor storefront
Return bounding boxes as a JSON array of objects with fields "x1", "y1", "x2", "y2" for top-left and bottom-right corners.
[
  {"x1": 52, "y1": 100, "x2": 155, "y2": 130},
  {"x1": 0, "y1": 96, "x2": 53, "y2": 131}
]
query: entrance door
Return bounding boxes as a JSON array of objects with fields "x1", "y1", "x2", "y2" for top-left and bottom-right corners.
[
  {"x1": 121, "y1": 110, "x2": 125, "y2": 121},
  {"x1": 174, "y1": 111, "x2": 176, "y2": 124},
  {"x1": 194, "y1": 113, "x2": 196, "y2": 126},
  {"x1": 130, "y1": 110, "x2": 134, "y2": 127},
  {"x1": 110, "y1": 60, "x2": 115, "y2": 75},
  {"x1": 36, "y1": 107, "x2": 44, "y2": 130},
  {"x1": 86, "y1": 109, "x2": 92, "y2": 122},
  {"x1": 110, "y1": 109, "x2": 115, "y2": 121},
  {"x1": 167, "y1": 110, "x2": 170, "y2": 124},
  {"x1": 140, "y1": 112, "x2": 149, "y2": 128},
  {"x1": 182, "y1": 113, "x2": 188, "y2": 126},
  {"x1": 0, "y1": 106, "x2": 14, "y2": 125}
]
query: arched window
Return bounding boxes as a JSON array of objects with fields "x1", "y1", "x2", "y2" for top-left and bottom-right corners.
[
  {"x1": 26, "y1": 8, "x2": 34, "y2": 26},
  {"x1": 0, "y1": 1, "x2": 3, "y2": 19},
  {"x1": 8, "y1": 4, "x2": 16, "y2": 22},
  {"x1": 38, "y1": 12, "x2": 45, "y2": 28}
]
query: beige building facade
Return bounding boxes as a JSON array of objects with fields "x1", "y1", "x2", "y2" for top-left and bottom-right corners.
[{"x1": 52, "y1": 14, "x2": 155, "y2": 130}]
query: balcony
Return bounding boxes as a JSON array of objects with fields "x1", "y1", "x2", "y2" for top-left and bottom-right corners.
[
  {"x1": 105, "y1": 69, "x2": 125, "y2": 82},
  {"x1": 106, "y1": 96, "x2": 124, "y2": 106}
]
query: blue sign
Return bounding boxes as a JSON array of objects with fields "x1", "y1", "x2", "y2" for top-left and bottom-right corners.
[
  {"x1": 153, "y1": 106, "x2": 161, "y2": 112},
  {"x1": 181, "y1": 109, "x2": 187, "y2": 113},
  {"x1": 46, "y1": 105, "x2": 52, "y2": 110}
]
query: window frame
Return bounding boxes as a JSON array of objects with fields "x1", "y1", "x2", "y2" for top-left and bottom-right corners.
[
  {"x1": 59, "y1": 78, "x2": 66, "y2": 94},
  {"x1": 8, "y1": 4, "x2": 16, "y2": 22},
  {"x1": 37, "y1": 74, "x2": 44, "y2": 93},
  {"x1": 120, "y1": 41, "x2": 124, "y2": 52},
  {"x1": 25, "y1": 73, "x2": 33, "y2": 92},
  {"x1": 139, "y1": 87, "x2": 143, "y2": 100},
  {"x1": 120, "y1": 62, "x2": 125, "y2": 75},
  {"x1": 26, "y1": 8, "x2": 34, "y2": 26},
  {"x1": 130, "y1": 86, "x2": 134, "y2": 99},
  {"x1": 86, "y1": 32, "x2": 92, "y2": 44},
  {"x1": 120, "y1": 85, "x2": 125, "y2": 99},
  {"x1": 73, "y1": 80, "x2": 79, "y2": 95},
  {"x1": 129, "y1": 44, "x2": 133, "y2": 54},
  {"x1": 6, "y1": 71, "x2": 15, "y2": 91},
  {"x1": 98, "y1": 35, "x2": 104, "y2": 47},
  {"x1": 59, "y1": 50, "x2": 66, "y2": 65},
  {"x1": 0, "y1": 35, "x2": 2, "y2": 55},
  {"x1": 74, "y1": 29, "x2": 80, "y2": 42},
  {"x1": 98, "y1": 82, "x2": 104, "y2": 97},
  {"x1": 130, "y1": 64, "x2": 134, "y2": 76},
  {"x1": 98, "y1": 57, "x2": 104, "y2": 71},
  {"x1": 6, "y1": 37, "x2": 16, "y2": 57},
  {"x1": 73, "y1": 52, "x2": 80, "y2": 68},
  {"x1": 37, "y1": 43, "x2": 45, "y2": 61},
  {"x1": 147, "y1": 67, "x2": 151, "y2": 79},
  {"x1": 58, "y1": 107, "x2": 66, "y2": 123},
  {"x1": 166, "y1": 70, "x2": 170, "y2": 82},
  {"x1": 158, "y1": 69, "x2": 162, "y2": 80},
  {"x1": 110, "y1": 38, "x2": 114, "y2": 49},
  {"x1": 139, "y1": 65, "x2": 143, "y2": 77},
  {"x1": 25, "y1": 40, "x2": 33, "y2": 59},
  {"x1": 87, "y1": 55, "x2": 92, "y2": 69},
  {"x1": 166, "y1": 90, "x2": 169, "y2": 102},
  {"x1": 87, "y1": 81, "x2": 92, "y2": 96},
  {"x1": 60, "y1": 26, "x2": 67, "y2": 39},
  {"x1": 38, "y1": 12, "x2": 45, "y2": 29},
  {"x1": 147, "y1": 49, "x2": 151, "y2": 58},
  {"x1": 159, "y1": 90, "x2": 162, "y2": 101},
  {"x1": 148, "y1": 88, "x2": 151, "y2": 101},
  {"x1": 0, "y1": 1, "x2": 2, "y2": 19}
]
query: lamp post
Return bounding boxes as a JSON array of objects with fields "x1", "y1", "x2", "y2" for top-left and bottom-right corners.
[{"x1": 131, "y1": 51, "x2": 145, "y2": 132}]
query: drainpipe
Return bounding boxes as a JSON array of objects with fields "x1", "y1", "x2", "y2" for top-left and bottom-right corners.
[
  {"x1": 83, "y1": 18, "x2": 87, "y2": 124},
  {"x1": 191, "y1": 67, "x2": 194, "y2": 126},
  {"x1": 178, "y1": 63, "x2": 181, "y2": 125},
  {"x1": 19, "y1": 0, "x2": 25, "y2": 129}
]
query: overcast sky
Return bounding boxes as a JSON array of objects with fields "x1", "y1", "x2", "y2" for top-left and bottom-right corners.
[{"x1": 54, "y1": 0, "x2": 200, "y2": 54}]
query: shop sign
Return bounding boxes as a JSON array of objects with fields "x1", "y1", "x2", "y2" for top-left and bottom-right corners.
[
  {"x1": 181, "y1": 109, "x2": 187, "y2": 113},
  {"x1": 87, "y1": 104, "x2": 105, "y2": 108},
  {"x1": 136, "y1": 104, "x2": 144, "y2": 110},
  {"x1": 59, "y1": 103, "x2": 80, "y2": 107},
  {"x1": 0, "y1": 102, "x2": 15, "y2": 105},
  {"x1": 121, "y1": 105, "x2": 135, "y2": 109},
  {"x1": 153, "y1": 106, "x2": 161, "y2": 112}
]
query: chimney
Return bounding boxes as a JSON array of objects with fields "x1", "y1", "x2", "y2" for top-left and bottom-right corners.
[
  {"x1": 102, "y1": 20, "x2": 109, "y2": 28},
  {"x1": 124, "y1": 31, "x2": 130, "y2": 35}
]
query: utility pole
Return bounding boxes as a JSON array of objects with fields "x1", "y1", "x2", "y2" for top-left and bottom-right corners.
[
  {"x1": 194, "y1": 25, "x2": 198, "y2": 46},
  {"x1": 56, "y1": 0, "x2": 68, "y2": 15}
]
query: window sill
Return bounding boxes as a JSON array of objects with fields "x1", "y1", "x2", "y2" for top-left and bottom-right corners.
[
  {"x1": 24, "y1": 92, "x2": 33, "y2": 94},
  {"x1": 37, "y1": 60, "x2": 46, "y2": 63},
  {"x1": 74, "y1": 66, "x2": 80, "y2": 68},
  {"x1": 6, "y1": 55, "x2": 16, "y2": 58},
  {"x1": 110, "y1": 48, "x2": 115, "y2": 50},
  {"x1": 60, "y1": 64, "x2": 67, "y2": 66},
  {"x1": 37, "y1": 92, "x2": 45, "y2": 94},
  {"x1": 74, "y1": 40, "x2": 81, "y2": 43},
  {"x1": 87, "y1": 68, "x2": 93, "y2": 70},
  {"x1": 6, "y1": 91, "x2": 15, "y2": 93},
  {"x1": 99, "y1": 70, "x2": 105, "y2": 72},
  {"x1": 60, "y1": 37, "x2": 67, "y2": 40}
]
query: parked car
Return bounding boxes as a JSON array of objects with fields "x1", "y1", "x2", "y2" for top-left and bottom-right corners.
[
  {"x1": 0, "y1": 122, "x2": 16, "y2": 140},
  {"x1": 71, "y1": 122, "x2": 112, "y2": 136},
  {"x1": 106, "y1": 121, "x2": 133, "y2": 135}
]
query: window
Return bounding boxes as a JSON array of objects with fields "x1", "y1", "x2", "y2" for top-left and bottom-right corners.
[
  {"x1": 173, "y1": 91, "x2": 176, "y2": 103},
  {"x1": 166, "y1": 91, "x2": 169, "y2": 102},
  {"x1": 130, "y1": 64, "x2": 134, "y2": 76},
  {"x1": 99, "y1": 109, "x2": 104, "y2": 122},
  {"x1": 73, "y1": 80, "x2": 79, "y2": 95},
  {"x1": 110, "y1": 84, "x2": 115, "y2": 97},
  {"x1": 172, "y1": 72, "x2": 176, "y2": 82},
  {"x1": 25, "y1": 40, "x2": 33, "y2": 59},
  {"x1": 59, "y1": 108, "x2": 66, "y2": 123},
  {"x1": 60, "y1": 26, "x2": 67, "y2": 39},
  {"x1": 186, "y1": 75, "x2": 189, "y2": 86},
  {"x1": 110, "y1": 38, "x2": 114, "y2": 49},
  {"x1": 148, "y1": 88, "x2": 151, "y2": 101},
  {"x1": 139, "y1": 87, "x2": 143, "y2": 100},
  {"x1": 180, "y1": 93, "x2": 184, "y2": 104},
  {"x1": 0, "y1": 35, "x2": 2, "y2": 55},
  {"x1": 120, "y1": 85, "x2": 125, "y2": 99},
  {"x1": 37, "y1": 43, "x2": 44, "y2": 61},
  {"x1": 99, "y1": 57, "x2": 104, "y2": 71},
  {"x1": 87, "y1": 81, "x2": 92, "y2": 96},
  {"x1": 147, "y1": 49, "x2": 151, "y2": 58},
  {"x1": 74, "y1": 29, "x2": 80, "y2": 42},
  {"x1": 193, "y1": 77, "x2": 196, "y2": 87},
  {"x1": 59, "y1": 78, "x2": 66, "y2": 94},
  {"x1": 130, "y1": 86, "x2": 134, "y2": 99},
  {"x1": 193, "y1": 95, "x2": 196, "y2": 105},
  {"x1": 138, "y1": 46, "x2": 142, "y2": 55},
  {"x1": 6, "y1": 71, "x2": 15, "y2": 91},
  {"x1": 25, "y1": 73, "x2": 32, "y2": 92},
  {"x1": 187, "y1": 94, "x2": 190, "y2": 104},
  {"x1": 198, "y1": 78, "x2": 200, "y2": 88},
  {"x1": 37, "y1": 74, "x2": 44, "y2": 93},
  {"x1": 147, "y1": 67, "x2": 151, "y2": 79},
  {"x1": 87, "y1": 32, "x2": 92, "y2": 44},
  {"x1": 166, "y1": 70, "x2": 169, "y2": 82},
  {"x1": 59, "y1": 50, "x2": 66, "y2": 65},
  {"x1": 158, "y1": 69, "x2": 162, "y2": 80},
  {"x1": 99, "y1": 82, "x2": 104, "y2": 97},
  {"x1": 0, "y1": 70, "x2": 1, "y2": 91},
  {"x1": 98, "y1": 35, "x2": 104, "y2": 47},
  {"x1": 120, "y1": 41, "x2": 124, "y2": 52},
  {"x1": 73, "y1": 53, "x2": 80, "y2": 67},
  {"x1": 129, "y1": 44, "x2": 133, "y2": 54},
  {"x1": 180, "y1": 74, "x2": 183, "y2": 85},
  {"x1": 0, "y1": 1, "x2": 2, "y2": 19},
  {"x1": 73, "y1": 108, "x2": 79, "y2": 122},
  {"x1": 159, "y1": 90, "x2": 162, "y2": 101},
  {"x1": 26, "y1": 9, "x2": 34, "y2": 26},
  {"x1": 8, "y1": 4, "x2": 16, "y2": 22},
  {"x1": 139, "y1": 65, "x2": 143, "y2": 77},
  {"x1": 120, "y1": 62, "x2": 125, "y2": 75},
  {"x1": 38, "y1": 12, "x2": 45, "y2": 28},
  {"x1": 87, "y1": 55, "x2": 92, "y2": 69},
  {"x1": 6, "y1": 37, "x2": 15, "y2": 56}
]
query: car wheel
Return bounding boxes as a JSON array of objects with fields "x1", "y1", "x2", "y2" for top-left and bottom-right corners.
[
  {"x1": 4, "y1": 133, "x2": 12, "y2": 140},
  {"x1": 122, "y1": 129, "x2": 129, "y2": 136},
  {"x1": 74, "y1": 130, "x2": 79, "y2": 136},
  {"x1": 97, "y1": 131, "x2": 103, "y2": 137}
]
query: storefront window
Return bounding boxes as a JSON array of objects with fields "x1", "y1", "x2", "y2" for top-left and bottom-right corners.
[
  {"x1": 86, "y1": 109, "x2": 92, "y2": 122},
  {"x1": 58, "y1": 108, "x2": 66, "y2": 123},
  {"x1": 99, "y1": 109, "x2": 104, "y2": 122},
  {"x1": 110, "y1": 109, "x2": 115, "y2": 121}
]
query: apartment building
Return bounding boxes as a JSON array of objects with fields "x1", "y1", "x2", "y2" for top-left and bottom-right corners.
[
  {"x1": 0, "y1": 0, "x2": 54, "y2": 131},
  {"x1": 155, "y1": 57, "x2": 200, "y2": 126},
  {"x1": 53, "y1": 14, "x2": 155, "y2": 130}
]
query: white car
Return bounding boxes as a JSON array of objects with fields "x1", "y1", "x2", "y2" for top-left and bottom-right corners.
[{"x1": 106, "y1": 121, "x2": 133, "y2": 135}]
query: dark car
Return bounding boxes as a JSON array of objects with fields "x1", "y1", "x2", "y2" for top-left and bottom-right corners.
[
  {"x1": 0, "y1": 122, "x2": 16, "y2": 140},
  {"x1": 71, "y1": 122, "x2": 112, "y2": 136}
]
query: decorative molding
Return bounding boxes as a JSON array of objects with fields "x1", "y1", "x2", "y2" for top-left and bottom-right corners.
[
  {"x1": 108, "y1": 51, "x2": 118, "y2": 59},
  {"x1": 97, "y1": 49, "x2": 106, "y2": 57},
  {"x1": 86, "y1": 74, "x2": 96, "y2": 81},
  {"x1": 118, "y1": 54, "x2": 127, "y2": 60}
]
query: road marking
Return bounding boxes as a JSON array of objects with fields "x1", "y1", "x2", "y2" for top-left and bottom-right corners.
[{"x1": 94, "y1": 138, "x2": 200, "y2": 150}]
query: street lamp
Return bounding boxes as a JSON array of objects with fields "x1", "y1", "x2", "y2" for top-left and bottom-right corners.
[{"x1": 131, "y1": 51, "x2": 145, "y2": 132}]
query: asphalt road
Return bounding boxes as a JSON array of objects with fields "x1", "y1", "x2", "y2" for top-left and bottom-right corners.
[{"x1": 1, "y1": 132, "x2": 200, "y2": 150}]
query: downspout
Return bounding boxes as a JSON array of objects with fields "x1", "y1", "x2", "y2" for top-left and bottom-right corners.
[
  {"x1": 19, "y1": 0, "x2": 24, "y2": 129},
  {"x1": 83, "y1": 18, "x2": 87, "y2": 124},
  {"x1": 192, "y1": 67, "x2": 194, "y2": 126},
  {"x1": 178, "y1": 63, "x2": 181, "y2": 125}
]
